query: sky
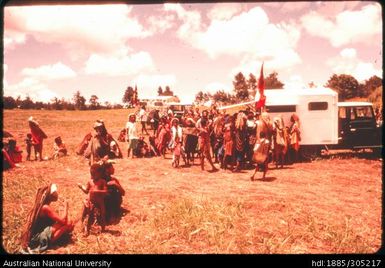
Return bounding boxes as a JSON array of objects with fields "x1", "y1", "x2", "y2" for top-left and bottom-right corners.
[{"x1": 3, "y1": 1, "x2": 383, "y2": 104}]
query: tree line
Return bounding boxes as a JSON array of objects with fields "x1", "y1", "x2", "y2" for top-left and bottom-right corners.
[
  {"x1": 195, "y1": 71, "x2": 382, "y2": 105},
  {"x1": 3, "y1": 91, "x2": 124, "y2": 110},
  {"x1": 3, "y1": 73, "x2": 382, "y2": 110}
]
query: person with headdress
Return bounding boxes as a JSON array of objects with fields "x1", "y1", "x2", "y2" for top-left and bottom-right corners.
[
  {"x1": 211, "y1": 114, "x2": 225, "y2": 164},
  {"x1": 197, "y1": 118, "x2": 218, "y2": 172},
  {"x1": 28, "y1": 117, "x2": 47, "y2": 161},
  {"x1": 234, "y1": 112, "x2": 247, "y2": 172},
  {"x1": 245, "y1": 112, "x2": 257, "y2": 168},
  {"x1": 289, "y1": 113, "x2": 301, "y2": 162},
  {"x1": 222, "y1": 114, "x2": 235, "y2": 170},
  {"x1": 156, "y1": 115, "x2": 171, "y2": 158},
  {"x1": 182, "y1": 117, "x2": 198, "y2": 166},
  {"x1": 170, "y1": 118, "x2": 184, "y2": 167},
  {"x1": 21, "y1": 184, "x2": 74, "y2": 253}
]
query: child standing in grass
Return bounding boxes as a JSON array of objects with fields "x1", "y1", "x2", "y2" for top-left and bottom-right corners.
[{"x1": 78, "y1": 163, "x2": 108, "y2": 236}]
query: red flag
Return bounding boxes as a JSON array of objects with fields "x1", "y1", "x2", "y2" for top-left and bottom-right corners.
[{"x1": 256, "y1": 62, "x2": 265, "y2": 109}]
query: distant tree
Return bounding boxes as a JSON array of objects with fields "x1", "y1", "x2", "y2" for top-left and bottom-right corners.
[
  {"x1": 368, "y1": 86, "x2": 382, "y2": 109},
  {"x1": 73, "y1": 91, "x2": 86, "y2": 110},
  {"x1": 89, "y1": 95, "x2": 100, "y2": 110},
  {"x1": 157, "y1": 86, "x2": 163, "y2": 96},
  {"x1": 51, "y1": 97, "x2": 63, "y2": 110},
  {"x1": 104, "y1": 101, "x2": 112, "y2": 109},
  {"x1": 264, "y1": 72, "x2": 284, "y2": 89},
  {"x1": 113, "y1": 104, "x2": 123, "y2": 109},
  {"x1": 195, "y1": 91, "x2": 204, "y2": 103},
  {"x1": 34, "y1": 101, "x2": 45, "y2": 110},
  {"x1": 247, "y1": 73, "x2": 257, "y2": 99},
  {"x1": 122, "y1": 86, "x2": 134, "y2": 104},
  {"x1": 163, "y1": 86, "x2": 174, "y2": 96},
  {"x1": 3, "y1": 96, "x2": 17, "y2": 109},
  {"x1": 213, "y1": 90, "x2": 234, "y2": 104},
  {"x1": 20, "y1": 95, "x2": 34, "y2": 109},
  {"x1": 325, "y1": 74, "x2": 360, "y2": 101},
  {"x1": 308, "y1": 81, "x2": 316, "y2": 88},
  {"x1": 233, "y1": 72, "x2": 249, "y2": 100},
  {"x1": 15, "y1": 96, "x2": 22, "y2": 108},
  {"x1": 360, "y1": 75, "x2": 382, "y2": 97}
]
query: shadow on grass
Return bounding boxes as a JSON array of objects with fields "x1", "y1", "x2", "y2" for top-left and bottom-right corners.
[{"x1": 255, "y1": 176, "x2": 277, "y2": 182}]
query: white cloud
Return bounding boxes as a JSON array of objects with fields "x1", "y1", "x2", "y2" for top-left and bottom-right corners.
[
  {"x1": 84, "y1": 50, "x2": 155, "y2": 76},
  {"x1": 327, "y1": 49, "x2": 382, "y2": 82},
  {"x1": 204, "y1": 82, "x2": 232, "y2": 94},
  {"x1": 166, "y1": 5, "x2": 302, "y2": 74},
  {"x1": 21, "y1": 62, "x2": 76, "y2": 80},
  {"x1": 301, "y1": 4, "x2": 382, "y2": 47},
  {"x1": 4, "y1": 5, "x2": 151, "y2": 55},
  {"x1": 4, "y1": 77, "x2": 59, "y2": 103},
  {"x1": 207, "y1": 3, "x2": 243, "y2": 20},
  {"x1": 164, "y1": 3, "x2": 203, "y2": 41},
  {"x1": 147, "y1": 14, "x2": 176, "y2": 34},
  {"x1": 284, "y1": 75, "x2": 306, "y2": 90},
  {"x1": 132, "y1": 74, "x2": 177, "y2": 98},
  {"x1": 340, "y1": 48, "x2": 357, "y2": 59}
]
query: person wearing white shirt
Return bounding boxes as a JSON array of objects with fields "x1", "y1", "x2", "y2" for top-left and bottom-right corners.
[
  {"x1": 126, "y1": 114, "x2": 139, "y2": 158},
  {"x1": 139, "y1": 106, "x2": 149, "y2": 135}
]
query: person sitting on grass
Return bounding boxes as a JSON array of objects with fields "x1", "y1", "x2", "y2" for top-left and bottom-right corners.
[
  {"x1": 6, "y1": 139, "x2": 23, "y2": 164},
  {"x1": 101, "y1": 160, "x2": 125, "y2": 224},
  {"x1": 21, "y1": 184, "x2": 75, "y2": 253},
  {"x1": 52, "y1": 136, "x2": 68, "y2": 159},
  {"x1": 77, "y1": 163, "x2": 108, "y2": 236}
]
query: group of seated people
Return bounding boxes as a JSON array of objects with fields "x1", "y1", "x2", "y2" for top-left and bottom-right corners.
[{"x1": 21, "y1": 158, "x2": 125, "y2": 253}]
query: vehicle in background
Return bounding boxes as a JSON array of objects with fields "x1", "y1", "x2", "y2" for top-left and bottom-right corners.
[
  {"x1": 218, "y1": 88, "x2": 382, "y2": 159},
  {"x1": 167, "y1": 102, "x2": 194, "y2": 120}
]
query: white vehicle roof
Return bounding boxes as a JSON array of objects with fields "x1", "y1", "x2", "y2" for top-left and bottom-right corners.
[{"x1": 338, "y1": 102, "x2": 373, "y2": 107}]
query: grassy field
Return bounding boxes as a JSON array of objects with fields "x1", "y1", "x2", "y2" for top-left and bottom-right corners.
[{"x1": 2, "y1": 109, "x2": 383, "y2": 254}]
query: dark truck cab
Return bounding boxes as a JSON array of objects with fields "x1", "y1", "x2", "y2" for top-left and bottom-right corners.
[{"x1": 335, "y1": 102, "x2": 382, "y2": 152}]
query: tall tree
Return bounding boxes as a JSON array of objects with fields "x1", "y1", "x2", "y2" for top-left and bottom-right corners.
[
  {"x1": 89, "y1": 95, "x2": 100, "y2": 110},
  {"x1": 163, "y1": 86, "x2": 174, "y2": 96},
  {"x1": 73, "y1": 91, "x2": 86, "y2": 110},
  {"x1": 20, "y1": 95, "x2": 34, "y2": 109},
  {"x1": 122, "y1": 86, "x2": 134, "y2": 104},
  {"x1": 247, "y1": 73, "x2": 257, "y2": 99},
  {"x1": 360, "y1": 75, "x2": 382, "y2": 97},
  {"x1": 3, "y1": 96, "x2": 17, "y2": 109},
  {"x1": 233, "y1": 72, "x2": 249, "y2": 100},
  {"x1": 157, "y1": 86, "x2": 163, "y2": 96},
  {"x1": 325, "y1": 74, "x2": 360, "y2": 101},
  {"x1": 195, "y1": 91, "x2": 204, "y2": 103},
  {"x1": 264, "y1": 71, "x2": 284, "y2": 89}
]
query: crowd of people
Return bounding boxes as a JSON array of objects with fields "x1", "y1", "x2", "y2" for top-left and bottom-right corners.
[
  {"x1": 123, "y1": 105, "x2": 302, "y2": 176},
  {"x1": 10, "y1": 104, "x2": 303, "y2": 253}
]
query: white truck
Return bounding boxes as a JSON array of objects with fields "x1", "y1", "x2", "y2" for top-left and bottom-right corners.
[{"x1": 220, "y1": 87, "x2": 382, "y2": 158}]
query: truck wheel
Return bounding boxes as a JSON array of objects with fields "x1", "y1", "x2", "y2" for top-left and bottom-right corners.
[
  {"x1": 300, "y1": 146, "x2": 321, "y2": 162},
  {"x1": 372, "y1": 148, "x2": 382, "y2": 158}
]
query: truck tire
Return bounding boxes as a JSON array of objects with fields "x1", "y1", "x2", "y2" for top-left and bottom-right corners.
[{"x1": 300, "y1": 145, "x2": 322, "y2": 162}]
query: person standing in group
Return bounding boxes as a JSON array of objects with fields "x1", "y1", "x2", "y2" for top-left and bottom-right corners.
[
  {"x1": 28, "y1": 117, "x2": 47, "y2": 161},
  {"x1": 139, "y1": 105, "x2": 149, "y2": 135},
  {"x1": 197, "y1": 118, "x2": 218, "y2": 172},
  {"x1": 289, "y1": 113, "x2": 301, "y2": 163},
  {"x1": 126, "y1": 113, "x2": 139, "y2": 158}
]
